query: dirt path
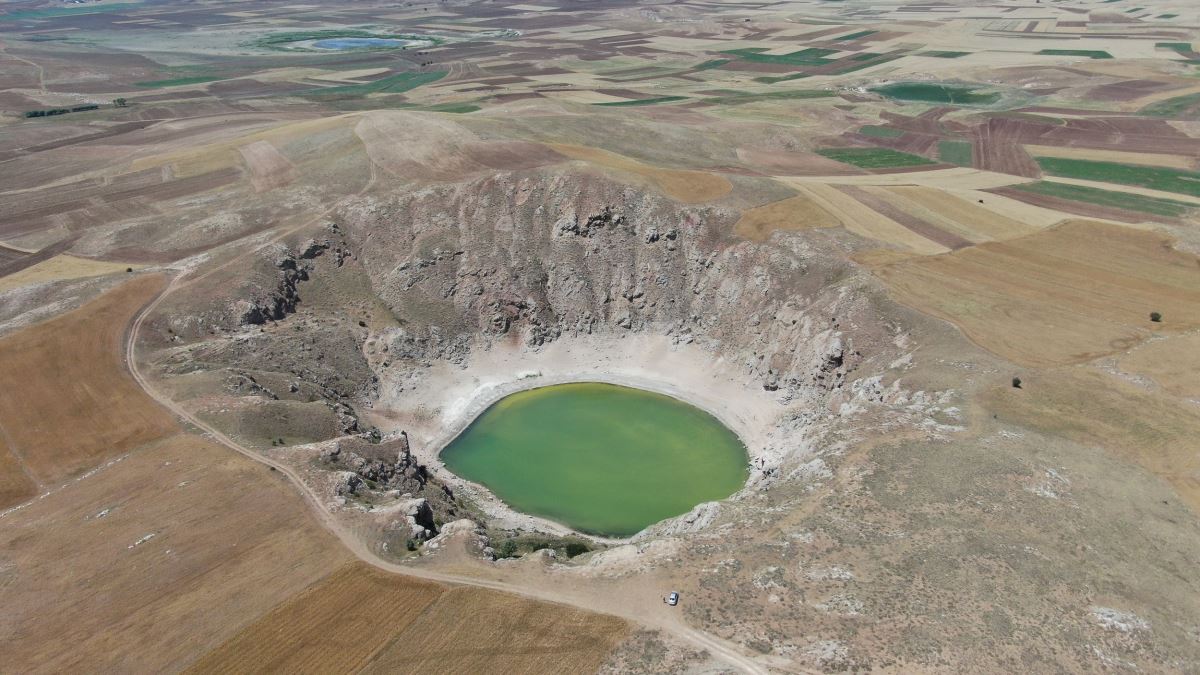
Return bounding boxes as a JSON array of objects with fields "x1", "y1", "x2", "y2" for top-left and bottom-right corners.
[{"x1": 121, "y1": 146, "x2": 773, "y2": 674}]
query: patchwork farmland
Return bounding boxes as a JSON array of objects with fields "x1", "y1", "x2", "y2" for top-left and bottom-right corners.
[{"x1": 2, "y1": 0, "x2": 1200, "y2": 672}]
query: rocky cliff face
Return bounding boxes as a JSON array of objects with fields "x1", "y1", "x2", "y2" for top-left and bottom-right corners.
[{"x1": 340, "y1": 169, "x2": 875, "y2": 405}]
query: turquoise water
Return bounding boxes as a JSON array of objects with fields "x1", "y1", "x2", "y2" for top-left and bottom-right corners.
[
  {"x1": 311, "y1": 38, "x2": 407, "y2": 50},
  {"x1": 441, "y1": 382, "x2": 749, "y2": 537}
]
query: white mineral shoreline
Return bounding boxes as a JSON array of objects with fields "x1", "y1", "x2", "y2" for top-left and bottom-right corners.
[{"x1": 367, "y1": 333, "x2": 786, "y2": 543}]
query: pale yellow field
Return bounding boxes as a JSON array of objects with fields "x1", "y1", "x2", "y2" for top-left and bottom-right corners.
[
  {"x1": 802, "y1": 183, "x2": 949, "y2": 255},
  {"x1": 734, "y1": 192, "x2": 842, "y2": 241},
  {"x1": 1024, "y1": 144, "x2": 1198, "y2": 171},
  {"x1": 0, "y1": 255, "x2": 142, "y2": 294},
  {"x1": 872, "y1": 186, "x2": 1043, "y2": 243},
  {"x1": 1118, "y1": 332, "x2": 1200, "y2": 400},
  {"x1": 549, "y1": 143, "x2": 732, "y2": 203},
  {"x1": 871, "y1": 220, "x2": 1200, "y2": 367}
]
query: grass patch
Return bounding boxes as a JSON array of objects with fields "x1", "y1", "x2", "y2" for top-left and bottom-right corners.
[
  {"x1": 1156, "y1": 42, "x2": 1193, "y2": 53},
  {"x1": 1036, "y1": 49, "x2": 1113, "y2": 59},
  {"x1": 1035, "y1": 158, "x2": 1200, "y2": 198},
  {"x1": 704, "y1": 89, "x2": 836, "y2": 105},
  {"x1": 1013, "y1": 181, "x2": 1196, "y2": 218},
  {"x1": 872, "y1": 82, "x2": 1000, "y2": 105},
  {"x1": 860, "y1": 125, "x2": 903, "y2": 138},
  {"x1": 938, "y1": 140, "x2": 973, "y2": 166},
  {"x1": 1158, "y1": 13, "x2": 1178, "y2": 19},
  {"x1": 1140, "y1": 92, "x2": 1200, "y2": 118},
  {"x1": 594, "y1": 95, "x2": 687, "y2": 107},
  {"x1": 722, "y1": 47, "x2": 837, "y2": 67},
  {"x1": 135, "y1": 75, "x2": 224, "y2": 88},
  {"x1": 921, "y1": 50, "x2": 970, "y2": 58},
  {"x1": 423, "y1": 102, "x2": 480, "y2": 113},
  {"x1": 491, "y1": 534, "x2": 596, "y2": 560},
  {"x1": 817, "y1": 147, "x2": 937, "y2": 169},
  {"x1": 303, "y1": 70, "x2": 447, "y2": 99}
]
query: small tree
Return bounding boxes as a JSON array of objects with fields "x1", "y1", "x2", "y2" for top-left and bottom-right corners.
[
  {"x1": 113, "y1": 98, "x2": 127, "y2": 107},
  {"x1": 1012, "y1": 377, "x2": 1022, "y2": 389},
  {"x1": 1150, "y1": 312, "x2": 1162, "y2": 323}
]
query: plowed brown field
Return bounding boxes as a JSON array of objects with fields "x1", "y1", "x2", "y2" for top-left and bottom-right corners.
[{"x1": 0, "y1": 275, "x2": 177, "y2": 505}]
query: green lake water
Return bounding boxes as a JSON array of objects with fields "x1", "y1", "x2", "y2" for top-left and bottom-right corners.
[{"x1": 441, "y1": 382, "x2": 749, "y2": 537}]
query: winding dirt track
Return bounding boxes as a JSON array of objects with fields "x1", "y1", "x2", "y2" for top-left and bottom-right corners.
[{"x1": 121, "y1": 163, "x2": 772, "y2": 674}]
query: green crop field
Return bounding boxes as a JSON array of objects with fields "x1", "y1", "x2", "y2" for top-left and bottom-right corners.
[
  {"x1": 921, "y1": 51, "x2": 970, "y2": 58},
  {"x1": 1013, "y1": 181, "x2": 1197, "y2": 218},
  {"x1": 872, "y1": 82, "x2": 1000, "y2": 105},
  {"x1": 817, "y1": 147, "x2": 937, "y2": 169},
  {"x1": 1156, "y1": 42, "x2": 1193, "y2": 53},
  {"x1": 722, "y1": 47, "x2": 837, "y2": 67},
  {"x1": 705, "y1": 89, "x2": 836, "y2": 105},
  {"x1": 835, "y1": 30, "x2": 876, "y2": 41},
  {"x1": 135, "y1": 76, "x2": 224, "y2": 88},
  {"x1": 1140, "y1": 92, "x2": 1200, "y2": 118},
  {"x1": 1035, "y1": 158, "x2": 1200, "y2": 198},
  {"x1": 1036, "y1": 49, "x2": 1113, "y2": 59},
  {"x1": 304, "y1": 71, "x2": 447, "y2": 98},
  {"x1": 860, "y1": 125, "x2": 903, "y2": 138},
  {"x1": 595, "y1": 96, "x2": 688, "y2": 107},
  {"x1": 694, "y1": 59, "x2": 730, "y2": 71},
  {"x1": 938, "y1": 140, "x2": 973, "y2": 166}
]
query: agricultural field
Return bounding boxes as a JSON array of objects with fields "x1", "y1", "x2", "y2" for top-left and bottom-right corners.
[{"x1": 3, "y1": 0, "x2": 1200, "y2": 672}]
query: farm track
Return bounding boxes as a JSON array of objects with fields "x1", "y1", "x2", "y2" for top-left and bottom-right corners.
[{"x1": 121, "y1": 146, "x2": 775, "y2": 675}]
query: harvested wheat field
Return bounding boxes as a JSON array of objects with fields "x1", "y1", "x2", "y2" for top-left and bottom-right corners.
[
  {"x1": 361, "y1": 586, "x2": 629, "y2": 675},
  {"x1": 187, "y1": 562, "x2": 445, "y2": 675},
  {"x1": 734, "y1": 192, "x2": 842, "y2": 241},
  {"x1": 549, "y1": 143, "x2": 732, "y2": 203},
  {"x1": 0, "y1": 275, "x2": 177, "y2": 492},
  {"x1": 0, "y1": 433, "x2": 349, "y2": 673},
  {"x1": 872, "y1": 220, "x2": 1200, "y2": 367}
]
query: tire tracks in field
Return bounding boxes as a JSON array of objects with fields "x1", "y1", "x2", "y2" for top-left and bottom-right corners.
[{"x1": 122, "y1": 150, "x2": 773, "y2": 675}]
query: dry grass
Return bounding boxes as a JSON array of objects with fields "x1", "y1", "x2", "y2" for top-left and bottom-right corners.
[
  {"x1": 1118, "y1": 333, "x2": 1200, "y2": 400},
  {"x1": 362, "y1": 586, "x2": 630, "y2": 675},
  {"x1": 874, "y1": 186, "x2": 1043, "y2": 243},
  {"x1": 187, "y1": 562, "x2": 444, "y2": 675},
  {"x1": 0, "y1": 274, "x2": 177, "y2": 489},
  {"x1": 734, "y1": 192, "x2": 842, "y2": 241},
  {"x1": 0, "y1": 433, "x2": 349, "y2": 672},
  {"x1": 802, "y1": 183, "x2": 948, "y2": 255},
  {"x1": 549, "y1": 143, "x2": 731, "y2": 203},
  {"x1": 238, "y1": 140, "x2": 295, "y2": 192},
  {"x1": 0, "y1": 255, "x2": 143, "y2": 294},
  {"x1": 871, "y1": 220, "x2": 1200, "y2": 367},
  {"x1": 983, "y1": 366, "x2": 1200, "y2": 513}
]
